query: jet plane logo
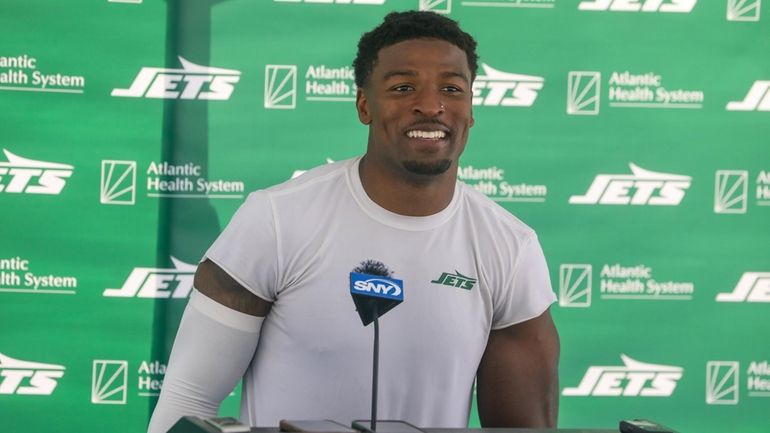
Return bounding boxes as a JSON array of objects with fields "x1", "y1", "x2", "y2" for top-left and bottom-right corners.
[
  {"x1": 103, "y1": 257, "x2": 196, "y2": 298},
  {"x1": 472, "y1": 64, "x2": 544, "y2": 107},
  {"x1": 578, "y1": 0, "x2": 696, "y2": 12},
  {"x1": 112, "y1": 57, "x2": 240, "y2": 100},
  {"x1": 716, "y1": 272, "x2": 770, "y2": 302},
  {"x1": 0, "y1": 353, "x2": 65, "y2": 395},
  {"x1": 569, "y1": 163, "x2": 691, "y2": 206},
  {"x1": 726, "y1": 81, "x2": 770, "y2": 111},
  {"x1": 563, "y1": 354, "x2": 683, "y2": 397},
  {"x1": 0, "y1": 149, "x2": 73, "y2": 195}
]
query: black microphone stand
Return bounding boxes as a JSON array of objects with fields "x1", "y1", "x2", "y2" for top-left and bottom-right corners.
[{"x1": 371, "y1": 306, "x2": 379, "y2": 432}]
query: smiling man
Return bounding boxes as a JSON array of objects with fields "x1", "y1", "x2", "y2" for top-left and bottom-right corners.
[{"x1": 148, "y1": 11, "x2": 559, "y2": 433}]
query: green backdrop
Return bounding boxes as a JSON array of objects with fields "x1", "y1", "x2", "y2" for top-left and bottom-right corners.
[{"x1": 1, "y1": 1, "x2": 768, "y2": 432}]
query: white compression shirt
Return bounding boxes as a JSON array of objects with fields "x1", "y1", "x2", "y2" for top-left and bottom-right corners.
[{"x1": 203, "y1": 157, "x2": 556, "y2": 427}]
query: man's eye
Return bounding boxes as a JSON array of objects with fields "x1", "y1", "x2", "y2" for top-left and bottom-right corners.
[
  {"x1": 443, "y1": 86, "x2": 463, "y2": 93},
  {"x1": 392, "y1": 85, "x2": 413, "y2": 92}
]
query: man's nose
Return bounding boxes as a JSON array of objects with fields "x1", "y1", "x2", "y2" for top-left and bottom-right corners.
[{"x1": 413, "y1": 90, "x2": 445, "y2": 117}]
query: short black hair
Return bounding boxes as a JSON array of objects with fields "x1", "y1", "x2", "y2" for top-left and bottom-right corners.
[{"x1": 353, "y1": 11, "x2": 478, "y2": 88}]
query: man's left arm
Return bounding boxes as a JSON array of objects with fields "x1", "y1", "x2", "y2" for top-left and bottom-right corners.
[{"x1": 476, "y1": 307, "x2": 560, "y2": 427}]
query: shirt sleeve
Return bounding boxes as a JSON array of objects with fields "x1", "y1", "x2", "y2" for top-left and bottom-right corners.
[
  {"x1": 491, "y1": 233, "x2": 556, "y2": 330},
  {"x1": 203, "y1": 191, "x2": 279, "y2": 302}
]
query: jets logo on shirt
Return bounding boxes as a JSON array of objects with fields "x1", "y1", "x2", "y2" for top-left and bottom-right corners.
[{"x1": 431, "y1": 270, "x2": 477, "y2": 290}]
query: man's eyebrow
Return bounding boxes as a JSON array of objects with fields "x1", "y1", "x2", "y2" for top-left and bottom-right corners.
[
  {"x1": 440, "y1": 71, "x2": 470, "y2": 85},
  {"x1": 382, "y1": 70, "x2": 417, "y2": 81},
  {"x1": 381, "y1": 70, "x2": 470, "y2": 84}
]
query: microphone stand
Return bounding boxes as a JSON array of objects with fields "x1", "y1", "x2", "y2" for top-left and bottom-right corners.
[{"x1": 371, "y1": 306, "x2": 379, "y2": 432}]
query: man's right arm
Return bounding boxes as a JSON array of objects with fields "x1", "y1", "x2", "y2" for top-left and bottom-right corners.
[{"x1": 146, "y1": 259, "x2": 272, "y2": 433}]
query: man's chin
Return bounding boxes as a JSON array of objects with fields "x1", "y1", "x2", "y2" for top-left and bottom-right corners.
[{"x1": 402, "y1": 159, "x2": 452, "y2": 176}]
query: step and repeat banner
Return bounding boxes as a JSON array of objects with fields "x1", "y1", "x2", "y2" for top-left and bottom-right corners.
[{"x1": 1, "y1": 1, "x2": 768, "y2": 432}]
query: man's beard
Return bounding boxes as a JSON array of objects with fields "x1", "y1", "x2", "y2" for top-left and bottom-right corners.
[{"x1": 402, "y1": 159, "x2": 452, "y2": 176}]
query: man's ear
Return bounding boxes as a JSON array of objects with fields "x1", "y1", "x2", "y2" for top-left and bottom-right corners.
[
  {"x1": 356, "y1": 88, "x2": 372, "y2": 125},
  {"x1": 470, "y1": 109, "x2": 475, "y2": 127}
]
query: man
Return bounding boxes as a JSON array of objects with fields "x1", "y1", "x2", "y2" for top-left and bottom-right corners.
[{"x1": 148, "y1": 11, "x2": 559, "y2": 433}]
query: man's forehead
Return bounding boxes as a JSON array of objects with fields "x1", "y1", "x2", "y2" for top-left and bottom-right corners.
[{"x1": 372, "y1": 39, "x2": 470, "y2": 76}]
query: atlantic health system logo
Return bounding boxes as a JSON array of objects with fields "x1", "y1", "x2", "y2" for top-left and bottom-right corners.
[
  {"x1": 567, "y1": 72, "x2": 600, "y2": 115},
  {"x1": 92, "y1": 360, "x2": 128, "y2": 404},
  {"x1": 714, "y1": 169, "x2": 770, "y2": 214},
  {"x1": 706, "y1": 360, "x2": 770, "y2": 404},
  {"x1": 558, "y1": 263, "x2": 694, "y2": 307},
  {"x1": 569, "y1": 163, "x2": 691, "y2": 206},
  {"x1": 0, "y1": 353, "x2": 65, "y2": 395},
  {"x1": 112, "y1": 57, "x2": 241, "y2": 100},
  {"x1": 0, "y1": 149, "x2": 73, "y2": 195},
  {"x1": 91, "y1": 359, "x2": 170, "y2": 404},
  {"x1": 726, "y1": 0, "x2": 762, "y2": 21},
  {"x1": 563, "y1": 354, "x2": 683, "y2": 397}
]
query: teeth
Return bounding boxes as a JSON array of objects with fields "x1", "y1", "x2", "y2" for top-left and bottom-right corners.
[{"x1": 406, "y1": 130, "x2": 446, "y2": 139}]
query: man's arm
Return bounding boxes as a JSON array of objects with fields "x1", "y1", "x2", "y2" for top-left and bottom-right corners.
[
  {"x1": 476, "y1": 307, "x2": 560, "y2": 427},
  {"x1": 194, "y1": 259, "x2": 273, "y2": 316},
  {"x1": 146, "y1": 260, "x2": 272, "y2": 433}
]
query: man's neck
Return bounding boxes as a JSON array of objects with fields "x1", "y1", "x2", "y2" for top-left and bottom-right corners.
[{"x1": 358, "y1": 155, "x2": 457, "y2": 217}]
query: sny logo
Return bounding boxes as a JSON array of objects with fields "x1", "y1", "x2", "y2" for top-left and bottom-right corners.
[
  {"x1": 0, "y1": 149, "x2": 73, "y2": 195},
  {"x1": 350, "y1": 272, "x2": 403, "y2": 300},
  {"x1": 103, "y1": 257, "x2": 196, "y2": 298},
  {"x1": 726, "y1": 81, "x2": 770, "y2": 111},
  {"x1": 431, "y1": 270, "x2": 477, "y2": 290},
  {"x1": 563, "y1": 354, "x2": 683, "y2": 397},
  {"x1": 569, "y1": 163, "x2": 691, "y2": 206},
  {"x1": 472, "y1": 64, "x2": 544, "y2": 107},
  {"x1": 578, "y1": 0, "x2": 696, "y2": 12},
  {"x1": 716, "y1": 272, "x2": 770, "y2": 302},
  {"x1": 112, "y1": 57, "x2": 240, "y2": 100},
  {"x1": 0, "y1": 352, "x2": 65, "y2": 395}
]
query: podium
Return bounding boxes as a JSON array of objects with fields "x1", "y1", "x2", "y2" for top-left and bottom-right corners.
[{"x1": 168, "y1": 417, "x2": 616, "y2": 433}]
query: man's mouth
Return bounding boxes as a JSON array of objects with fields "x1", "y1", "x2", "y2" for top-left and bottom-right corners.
[{"x1": 405, "y1": 129, "x2": 448, "y2": 140}]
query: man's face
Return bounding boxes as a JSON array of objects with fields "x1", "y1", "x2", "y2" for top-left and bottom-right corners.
[{"x1": 356, "y1": 38, "x2": 474, "y2": 178}]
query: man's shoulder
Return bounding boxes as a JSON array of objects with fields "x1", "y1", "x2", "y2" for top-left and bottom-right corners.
[
  {"x1": 456, "y1": 181, "x2": 537, "y2": 240},
  {"x1": 263, "y1": 157, "x2": 355, "y2": 197}
]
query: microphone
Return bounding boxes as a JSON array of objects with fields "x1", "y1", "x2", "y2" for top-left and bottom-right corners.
[
  {"x1": 350, "y1": 261, "x2": 404, "y2": 326},
  {"x1": 350, "y1": 260, "x2": 404, "y2": 432}
]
